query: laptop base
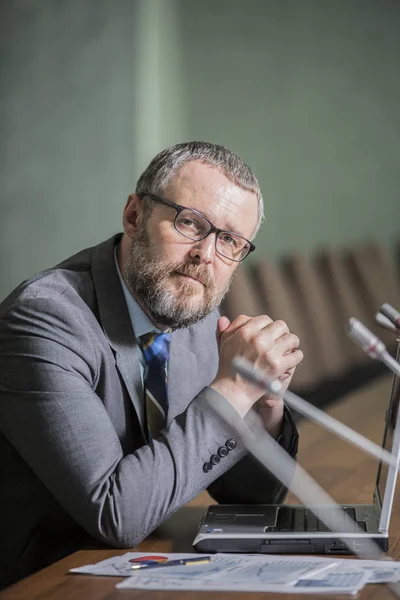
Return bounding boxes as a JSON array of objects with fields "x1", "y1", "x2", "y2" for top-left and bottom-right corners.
[
  {"x1": 194, "y1": 533, "x2": 388, "y2": 555},
  {"x1": 193, "y1": 504, "x2": 388, "y2": 555}
]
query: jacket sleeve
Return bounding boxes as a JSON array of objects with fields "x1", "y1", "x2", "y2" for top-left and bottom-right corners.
[
  {"x1": 0, "y1": 293, "x2": 250, "y2": 549},
  {"x1": 207, "y1": 406, "x2": 299, "y2": 504}
]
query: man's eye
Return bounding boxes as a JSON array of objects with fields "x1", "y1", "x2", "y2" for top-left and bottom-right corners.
[
  {"x1": 220, "y1": 234, "x2": 235, "y2": 245},
  {"x1": 179, "y1": 217, "x2": 197, "y2": 228},
  {"x1": 219, "y1": 234, "x2": 238, "y2": 247}
]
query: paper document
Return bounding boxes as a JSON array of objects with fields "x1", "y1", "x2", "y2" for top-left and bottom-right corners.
[
  {"x1": 71, "y1": 552, "x2": 335, "y2": 583},
  {"x1": 71, "y1": 551, "x2": 400, "y2": 595},
  {"x1": 127, "y1": 553, "x2": 336, "y2": 584},
  {"x1": 70, "y1": 553, "x2": 208, "y2": 578},
  {"x1": 341, "y1": 559, "x2": 400, "y2": 584},
  {"x1": 116, "y1": 565, "x2": 368, "y2": 595},
  {"x1": 293, "y1": 569, "x2": 368, "y2": 595}
]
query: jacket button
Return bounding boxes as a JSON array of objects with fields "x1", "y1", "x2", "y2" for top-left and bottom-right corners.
[
  {"x1": 226, "y1": 439, "x2": 237, "y2": 451},
  {"x1": 203, "y1": 462, "x2": 212, "y2": 473},
  {"x1": 210, "y1": 454, "x2": 220, "y2": 466},
  {"x1": 218, "y1": 446, "x2": 229, "y2": 458}
]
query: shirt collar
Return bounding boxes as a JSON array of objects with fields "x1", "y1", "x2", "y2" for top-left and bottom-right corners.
[{"x1": 114, "y1": 245, "x2": 160, "y2": 339}]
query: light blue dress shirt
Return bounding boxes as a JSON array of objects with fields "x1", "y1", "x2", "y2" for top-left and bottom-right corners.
[
  {"x1": 115, "y1": 247, "x2": 159, "y2": 349},
  {"x1": 114, "y1": 244, "x2": 164, "y2": 365},
  {"x1": 114, "y1": 246, "x2": 168, "y2": 423}
]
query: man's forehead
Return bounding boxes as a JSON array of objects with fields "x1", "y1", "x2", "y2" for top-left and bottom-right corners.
[
  {"x1": 166, "y1": 160, "x2": 256, "y2": 206},
  {"x1": 164, "y1": 160, "x2": 258, "y2": 237}
]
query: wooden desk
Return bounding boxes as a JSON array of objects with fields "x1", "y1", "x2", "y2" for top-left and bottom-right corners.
[{"x1": 2, "y1": 375, "x2": 399, "y2": 600}]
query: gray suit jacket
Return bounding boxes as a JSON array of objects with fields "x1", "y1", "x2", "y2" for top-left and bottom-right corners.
[{"x1": 0, "y1": 235, "x2": 298, "y2": 587}]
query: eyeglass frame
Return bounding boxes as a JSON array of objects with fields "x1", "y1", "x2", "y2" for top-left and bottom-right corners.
[{"x1": 138, "y1": 191, "x2": 256, "y2": 262}]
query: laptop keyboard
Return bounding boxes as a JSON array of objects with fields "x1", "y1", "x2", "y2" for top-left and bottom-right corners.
[{"x1": 274, "y1": 506, "x2": 367, "y2": 533}]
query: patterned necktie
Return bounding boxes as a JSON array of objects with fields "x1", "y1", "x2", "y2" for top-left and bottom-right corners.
[{"x1": 140, "y1": 331, "x2": 171, "y2": 441}]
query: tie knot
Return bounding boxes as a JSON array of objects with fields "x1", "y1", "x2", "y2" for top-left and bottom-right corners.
[{"x1": 140, "y1": 331, "x2": 171, "y2": 368}]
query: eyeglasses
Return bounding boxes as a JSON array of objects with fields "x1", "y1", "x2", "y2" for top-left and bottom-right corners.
[{"x1": 140, "y1": 192, "x2": 255, "y2": 262}]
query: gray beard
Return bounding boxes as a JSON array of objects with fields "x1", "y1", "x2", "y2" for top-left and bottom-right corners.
[{"x1": 121, "y1": 229, "x2": 232, "y2": 329}]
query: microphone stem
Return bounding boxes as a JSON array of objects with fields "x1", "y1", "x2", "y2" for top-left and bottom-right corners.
[
  {"x1": 382, "y1": 351, "x2": 400, "y2": 378},
  {"x1": 284, "y1": 388, "x2": 397, "y2": 467}
]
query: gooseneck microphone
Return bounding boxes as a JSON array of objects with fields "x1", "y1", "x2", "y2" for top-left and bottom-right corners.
[
  {"x1": 380, "y1": 303, "x2": 400, "y2": 332},
  {"x1": 346, "y1": 318, "x2": 400, "y2": 378},
  {"x1": 232, "y1": 355, "x2": 397, "y2": 467},
  {"x1": 375, "y1": 312, "x2": 398, "y2": 333}
]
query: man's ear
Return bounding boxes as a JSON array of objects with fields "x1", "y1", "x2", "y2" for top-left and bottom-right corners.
[{"x1": 123, "y1": 194, "x2": 145, "y2": 238}]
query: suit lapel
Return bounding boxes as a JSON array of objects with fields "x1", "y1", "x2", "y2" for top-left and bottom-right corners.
[
  {"x1": 90, "y1": 235, "x2": 220, "y2": 433},
  {"x1": 167, "y1": 335, "x2": 198, "y2": 423},
  {"x1": 91, "y1": 235, "x2": 146, "y2": 440},
  {"x1": 167, "y1": 314, "x2": 220, "y2": 424}
]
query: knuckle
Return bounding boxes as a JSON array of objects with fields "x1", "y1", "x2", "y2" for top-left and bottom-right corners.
[
  {"x1": 290, "y1": 334, "x2": 300, "y2": 347},
  {"x1": 261, "y1": 314, "x2": 273, "y2": 324},
  {"x1": 241, "y1": 329, "x2": 253, "y2": 344},
  {"x1": 253, "y1": 336, "x2": 265, "y2": 353},
  {"x1": 237, "y1": 314, "x2": 249, "y2": 322},
  {"x1": 267, "y1": 357, "x2": 281, "y2": 374},
  {"x1": 275, "y1": 319, "x2": 288, "y2": 331},
  {"x1": 231, "y1": 315, "x2": 251, "y2": 332}
]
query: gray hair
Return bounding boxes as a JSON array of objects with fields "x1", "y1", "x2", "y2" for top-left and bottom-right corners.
[{"x1": 135, "y1": 141, "x2": 264, "y2": 237}]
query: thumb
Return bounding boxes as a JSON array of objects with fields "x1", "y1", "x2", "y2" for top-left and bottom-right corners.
[{"x1": 216, "y1": 316, "x2": 231, "y2": 344}]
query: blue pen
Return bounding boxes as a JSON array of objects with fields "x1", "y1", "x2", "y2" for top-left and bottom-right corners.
[{"x1": 130, "y1": 556, "x2": 211, "y2": 570}]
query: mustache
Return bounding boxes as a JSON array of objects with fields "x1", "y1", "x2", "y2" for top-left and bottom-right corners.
[{"x1": 172, "y1": 261, "x2": 214, "y2": 287}]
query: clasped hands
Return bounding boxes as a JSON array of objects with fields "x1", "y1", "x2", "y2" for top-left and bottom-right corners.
[{"x1": 211, "y1": 314, "x2": 303, "y2": 428}]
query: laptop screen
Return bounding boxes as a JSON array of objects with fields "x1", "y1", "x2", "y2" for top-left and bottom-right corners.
[{"x1": 374, "y1": 341, "x2": 400, "y2": 512}]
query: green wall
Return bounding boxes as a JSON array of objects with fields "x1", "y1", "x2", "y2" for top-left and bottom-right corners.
[
  {"x1": 1, "y1": 0, "x2": 399, "y2": 299},
  {"x1": 176, "y1": 0, "x2": 400, "y2": 262},
  {"x1": 0, "y1": 1, "x2": 137, "y2": 298}
]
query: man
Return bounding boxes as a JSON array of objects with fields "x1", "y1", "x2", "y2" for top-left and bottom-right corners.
[{"x1": 0, "y1": 142, "x2": 302, "y2": 587}]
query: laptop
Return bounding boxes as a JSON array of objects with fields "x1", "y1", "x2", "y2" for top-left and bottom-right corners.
[{"x1": 194, "y1": 342, "x2": 400, "y2": 555}]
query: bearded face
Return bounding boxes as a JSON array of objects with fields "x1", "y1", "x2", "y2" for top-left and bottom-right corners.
[{"x1": 121, "y1": 226, "x2": 232, "y2": 329}]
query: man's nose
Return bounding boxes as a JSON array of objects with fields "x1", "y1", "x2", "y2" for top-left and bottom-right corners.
[{"x1": 188, "y1": 233, "x2": 216, "y2": 264}]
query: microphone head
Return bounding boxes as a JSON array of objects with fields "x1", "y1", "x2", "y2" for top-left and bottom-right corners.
[
  {"x1": 375, "y1": 312, "x2": 397, "y2": 333},
  {"x1": 232, "y1": 356, "x2": 283, "y2": 396},
  {"x1": 346, "y1": 318, "x2": 386, "y2": 359},
  {"x1": 380, "y1": 303, "x2": 400, "y2": 330}
]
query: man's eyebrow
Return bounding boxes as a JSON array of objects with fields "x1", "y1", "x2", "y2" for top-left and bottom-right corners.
[
  {"x1": 187, "y1": 205, "x2": 243, "y2": 236},
  {"x1": 222, "y1": 224, "x2": 243, "y2": 235}
]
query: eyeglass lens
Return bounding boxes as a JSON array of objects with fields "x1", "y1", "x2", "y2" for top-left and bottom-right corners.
[{"x1": 175, "y1": 208, "x2": 249, "y2": 261}]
